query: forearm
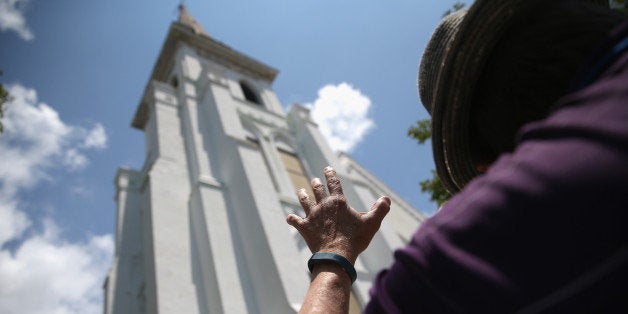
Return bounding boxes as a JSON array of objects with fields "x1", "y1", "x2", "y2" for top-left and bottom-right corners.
[
  {"x1": 300, "y1": 264, "x2": 352, "y2": 314},
  {"x1": 287, "y1": 167, "x2": 390, "y2": 313}
]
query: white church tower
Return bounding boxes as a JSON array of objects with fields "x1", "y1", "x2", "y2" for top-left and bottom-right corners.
[{"x1": 104, "y1": 6, "x2": 426, "y2": 314}]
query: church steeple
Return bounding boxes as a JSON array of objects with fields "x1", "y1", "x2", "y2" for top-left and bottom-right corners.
[
  {"x1": 177, "y1": 4, "x2": 210, "y2": 37},
  {"x1": 107, "y1": 3, "x2": 425, "y2": 312}
]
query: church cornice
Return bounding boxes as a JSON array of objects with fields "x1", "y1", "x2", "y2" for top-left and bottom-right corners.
[{"x1": 132, "y1": 22, "x2": 279, "y2": 129}]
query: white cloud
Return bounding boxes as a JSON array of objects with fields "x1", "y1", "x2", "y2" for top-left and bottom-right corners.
[
  {"x1": 0, "y1": 0, "x2": 34, "y2": 41},
  {"x1": 83, "y1": 123, "x2": 107, "y2": 150},
  {"x1": 69, "y1": 185, "x2": 91, "y2": 198},
  {"x1": 0, "y1": 229, "x2": 113, "y2": 314},
  {"x1": 64, "y1": 148, "x2": 89, "y2": 171},
  {"x1": 0, "y1": 84, "x2": 112, "y2": 314},
  {"x1": 0, "y1": 84, "x2": 107, "y2": 190},
  {"x1": 0, "y1": 198, "x2": 31, "y2": 245},
  {"x1": 0, "y1": 84, "x2": 70, "y2": 195},
  {"x1": 306, "y1": 82, "x2": 375, "y2": 153}
]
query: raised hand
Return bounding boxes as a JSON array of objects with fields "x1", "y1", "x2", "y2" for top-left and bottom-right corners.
[{"x1": 286, "y1": 166, "x2": 391, "y2": 264}]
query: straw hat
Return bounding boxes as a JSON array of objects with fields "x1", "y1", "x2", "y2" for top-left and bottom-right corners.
[{"x1": 418, "y1": 0, "x2": 609, "y2": 193}]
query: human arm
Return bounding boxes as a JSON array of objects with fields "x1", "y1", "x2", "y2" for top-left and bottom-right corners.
[
  {"x1": 286, "y1": 166, "x2": 391, "y2": 313},
  {"x1": 299, "y1": 263, "x2": 352, "y2": 314}
]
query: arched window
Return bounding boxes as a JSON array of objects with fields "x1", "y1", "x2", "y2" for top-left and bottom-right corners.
[{"x1": 240, "y1": 81, "x2": 262, "y2": 105}]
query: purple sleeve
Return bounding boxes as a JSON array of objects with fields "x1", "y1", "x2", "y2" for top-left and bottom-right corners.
[{"x1": 366, "y1": 52, "x2": 628, "y2": 313}]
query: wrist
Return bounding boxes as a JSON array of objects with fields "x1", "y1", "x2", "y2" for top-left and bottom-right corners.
[
  {"x1": 308, "y1": 252, "x2": 357, "y2": 283},
  {"x1": 310, "y1": 263, "x2": 352, "y2": 286},
  {"x1": 318, "y1": 244, "x2": 357, "y2": 264}
]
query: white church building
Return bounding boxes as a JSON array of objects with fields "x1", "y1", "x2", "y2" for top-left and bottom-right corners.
[{"x1": 104, "y1": 6, "x2": 426, "y2": 314}]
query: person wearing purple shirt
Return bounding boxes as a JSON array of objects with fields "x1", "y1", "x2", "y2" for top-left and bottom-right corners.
[{"x1": 286, "y1": 0, "x2": 628, "y2": 312}]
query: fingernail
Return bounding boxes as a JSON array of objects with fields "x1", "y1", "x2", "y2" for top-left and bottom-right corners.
[
  {"x1": 381, "y1": 196, "x2": 391, "y2": 205},
  {"x1": 324, "y1": 166, "x2": 333, "y2": 172}
]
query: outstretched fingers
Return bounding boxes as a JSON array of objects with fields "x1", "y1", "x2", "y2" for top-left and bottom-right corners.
[
  {"x1": 286, "y1": 214, "x2": 306, "y2": 231},
  {"x1": 362, "y1": 196, "x2": 392, "y2": 227},
  {"x1": 324, "y1": 166, "x2": 344, "y2": 196},
  {"x1": 311, "y1": 178, "x2": 327, "y2": 204},
  {"x1": 297, "y1": 188, "x2": 315, "y2": 216}
]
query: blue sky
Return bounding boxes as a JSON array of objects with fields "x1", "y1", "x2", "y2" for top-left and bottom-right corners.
[{"x1": 0, "y1": 0, "x2": 469, "y2": 312}]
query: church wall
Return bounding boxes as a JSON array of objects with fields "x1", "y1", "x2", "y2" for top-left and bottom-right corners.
[
  {"x1": 236, "y1": 141, "x2": 310, "y2": 312},
  {"x1": 192, "y1": 66, "x2": 303, "y2": 312}
]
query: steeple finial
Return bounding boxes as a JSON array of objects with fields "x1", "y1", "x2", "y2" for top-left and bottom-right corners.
[{"x1": 177, "y1": 4, "x2": 210, "y2": 37}]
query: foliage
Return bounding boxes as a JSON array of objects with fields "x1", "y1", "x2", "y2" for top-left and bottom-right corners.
[
  {"x1": 442, "y1": 2, "x2": 466, "y2": 18},
  {"x1": 408, "y1": 119, "x2": 452, "y2": 208},
  {"x1": 420, "y1": 170, "x2": 451, "y2": 208},
  {"x1": 0, "y1": 70, "x2": 11, "y2": 133},
  {"x1": 406, "y1": 119, "x2": 431, "y2": 144}
]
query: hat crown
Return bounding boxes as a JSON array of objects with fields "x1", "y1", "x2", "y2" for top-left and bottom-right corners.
[
  {"x1": 417, "y1": 0, "x2": 608, "y2": 193},
  {"x1": 418, "y1": 9, "x2": 467, "y2": 115}
]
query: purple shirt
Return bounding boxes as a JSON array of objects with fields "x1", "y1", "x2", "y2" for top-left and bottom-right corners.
[{"x1": 366, "y1": 23, "x2": 628, "y2": 313}]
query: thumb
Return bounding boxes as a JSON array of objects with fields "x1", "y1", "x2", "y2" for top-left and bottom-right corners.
[{"x1": 362, "y1": 196, "x2": 391, "y2": 226}]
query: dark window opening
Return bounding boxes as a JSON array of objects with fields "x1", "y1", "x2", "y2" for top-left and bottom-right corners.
[
  {"x1": 240, "y1": 81, "x2": 262, "y2": 105},
  {"x1": 170, "y1": 76, "x2": 179, "y2": 88}
]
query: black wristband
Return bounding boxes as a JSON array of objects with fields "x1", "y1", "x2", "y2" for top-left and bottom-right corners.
[{"x1": 308, "y1": 252, "x2": 357, "y2": 284}]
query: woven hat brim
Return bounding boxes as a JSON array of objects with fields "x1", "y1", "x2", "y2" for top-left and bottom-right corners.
[
  {"x1": 432, "y1": 0, "x2": 539, "y2": 192},
  {"x1": 430, "y1": 0, "x2": 607, "y2": 193},
  {"x1": 432, "y1": 0, "x2": 542, "y2": 193}
]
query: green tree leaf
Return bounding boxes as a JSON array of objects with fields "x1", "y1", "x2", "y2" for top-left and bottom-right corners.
[
  {"x1": 442, "y1": 1, "x2": 466, "y2": 18},
  {"x1": 407, "y1": 119, "x2": 431, "y2": 144},
  {"x1": 0, "y1": 70, "x2": 11, "y2": 134},
  {"x1": 420, "y1": 170, "x2": 451, "y2": 208},
  {"x1": 407, "y1": 118, "x2": 452, "y2": 208}
]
